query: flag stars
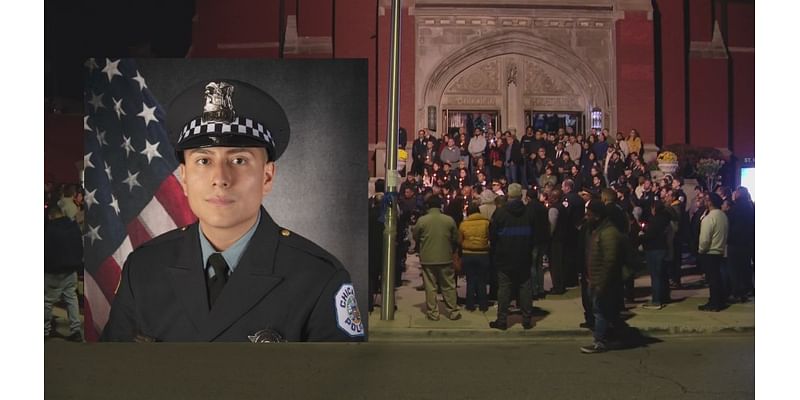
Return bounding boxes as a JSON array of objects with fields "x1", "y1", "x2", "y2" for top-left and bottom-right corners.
[
  {"x1": 109, "y1": 195, "x2": 120, "y2": 216},
  {"x1": 121, "y1": 135, "x2": 135, "y2": 157},
  {"x1": 137, "y1": 103, "x2": 159, "y2": 127},
  {"x1": 104, "y1": 162, "x2": 113, "y2": 180},
  {"x1": 85, "y1": 224, "x2": 103, "y2": 246},
  {"x1": 123, "y1": 170, "x2": 142, "y2": 192},
  {"x1": 88, "y1": 92, "x2": 105, "y2": 112},
  {"x1": 84, "y1": 188, "x2": 98, "y2": 210},
  {"x1": 84, "y1": 116, "x2": 92, "y2": 132},
  {"x1": 84, "y1": 152, "x2": 95, "y2": 170},
  {"x1": 96, "y1": 129, "x2": 108, "y2": 147},
  {"x1": 132, "y1": 71, "x2": 148, "y2": 91},
  {"x1": 113, "y1": 97, "x2": 127, "y2": 120},
  {"x1": 102, "y1": 58, "x2": 122, "y2": 82},
  {"x1": 140, "y1": 140, "x2": 163, "y2": 164}
]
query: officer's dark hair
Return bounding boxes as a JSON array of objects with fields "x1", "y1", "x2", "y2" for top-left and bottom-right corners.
[
  {"x1": 63, "y1": 184, "x2": 76, "y2": 198},
  {"x1": 398, "y1": 127, "x2": 407, "y2": 148},
  {"x1": 707, "y1": 193, "x2": 724, "y2": 209},
  {"x1": 652, "y1": 199, "x2": 666, "y2": 214},
  {"x1": 600, "y1": 188, "x2": 617, "y2": 204},
  {"x1": 549, "y1": 188, "x2": 563, "y2": 204},
  {"x1": 374, "y1": 179, "x2": 385, "y2": 194},
  {"x1": 48, "y1": 205, "x2": 64, "y2": 219},
  {"x1": 425, "y1": 195, "x2": 442, "y2": 210},
  {"x1": 467, "y1": 204, "x2": 480, "y2": 215}
]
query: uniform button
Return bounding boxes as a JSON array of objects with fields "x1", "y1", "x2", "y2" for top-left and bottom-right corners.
[{"x1": 280, "y1": 229, "x2": 291, "y2": 237}]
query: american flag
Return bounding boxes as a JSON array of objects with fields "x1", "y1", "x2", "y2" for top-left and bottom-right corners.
[{"x1": 83, "y1": 58, "x2": 196, "y2": 341}]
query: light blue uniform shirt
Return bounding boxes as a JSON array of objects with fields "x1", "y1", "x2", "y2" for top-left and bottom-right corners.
[{"x1": 199, "y1": 212, "x2": 261, "y2": 279}]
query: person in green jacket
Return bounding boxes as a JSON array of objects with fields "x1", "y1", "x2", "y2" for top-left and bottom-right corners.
[
  {"x1": 412, "y1": 195, "x2": 461, "y2": 321},
  {"x1": 581, "y1": 200, "x2": 625, "y2": 354}
]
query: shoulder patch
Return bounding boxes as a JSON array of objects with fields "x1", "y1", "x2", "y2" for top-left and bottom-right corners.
[{"x1": 335, "y1": 284, "x2": 364, "y2": 337}]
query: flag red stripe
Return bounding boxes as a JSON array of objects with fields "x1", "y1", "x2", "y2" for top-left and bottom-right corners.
[
  {"x1": 83, "y1": 299, "x2": 100, "y2": 342},
  {"x1": 155, "y1": 175, "x2": 196, "y2": 227},
  {"x1": 127, "y1": 217, "x2": 152, "y2": 249},
  {"x1": 95, "y1": 257, "x2": 123, "y2": 304}
]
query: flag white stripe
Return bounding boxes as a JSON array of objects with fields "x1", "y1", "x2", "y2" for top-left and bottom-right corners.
[
  {"x1": 111, "y1": 236, "x2": 133, "y2": 268},
  {"x1": 84, "y1": 272, "x2": 111, "y2": 334},
  {"x1": 138, "y1": 197, "x2": 178, "y2": 237}
]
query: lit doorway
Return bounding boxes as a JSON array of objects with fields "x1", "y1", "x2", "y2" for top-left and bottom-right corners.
[
  {"x1": 525, "y1": 111, "x2": 584, "y2": 134},
  {"x1": 444, "y1": 110, "x2": 500, "y2": 136}
]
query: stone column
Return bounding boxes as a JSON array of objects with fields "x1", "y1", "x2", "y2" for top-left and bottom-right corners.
[{"x1": 505, "y1": 59, "x2": 524, "y2": 138}]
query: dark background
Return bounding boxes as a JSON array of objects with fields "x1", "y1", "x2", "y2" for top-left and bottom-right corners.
[{"x1": 137, "y1": 58, "x2": 370, "y2": 334}]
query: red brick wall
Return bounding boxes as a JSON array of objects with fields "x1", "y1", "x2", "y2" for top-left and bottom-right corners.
[
  {"x1": 335, "y1": 0, "x2": 378, "y2": 174},
  {"x1": 377, "y1": 6, "x2": 415, "y2": 148},
  {"x1": 616, "y1": 11, "x2": 656, "y2": 144},
  {"x1": 191, "y1": 0, "x2": 281, "y2": 57},
  {"x1": 45, "y1": 114, "x2": 83, "y2": 183},
  {"x1": 656, "y1": 0, "x2": 687, "y2": 146},
  {"x1": 689, "y1": 0, "x2": 713, "y2": 42},
  {"x1": 726, "y1": 2, "x2": 755, "y2": 48},
  {"x1": 688, "y1": 57, "x2": 728, "y2": 148},
  {"x1": 731, "y1": 52, "x2": 754, "y2": 158},
  {"x1": 298, "y1": 0, "x2": 333, "y2": 37}
]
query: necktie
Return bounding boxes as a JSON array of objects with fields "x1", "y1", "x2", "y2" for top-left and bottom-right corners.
[{"x1": 207, "y1": 253, "x2": 229, "y2": 308}]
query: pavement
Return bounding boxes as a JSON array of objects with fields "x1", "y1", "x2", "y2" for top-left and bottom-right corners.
[
  {"x1": 45, "y1": 336, "x2": 755, "y2": 400},
  {"x1": 368, "y1": 253, "x2": 755, "y2": 341}
]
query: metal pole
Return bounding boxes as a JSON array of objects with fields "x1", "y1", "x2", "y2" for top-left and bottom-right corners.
[{"x1": 381, "y1": 0, "x2": 402, "y2": 321}]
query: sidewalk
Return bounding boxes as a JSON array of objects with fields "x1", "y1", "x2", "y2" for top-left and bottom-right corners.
[{"x1": 368, "y1": 254, "x2": 754, "y2": 341}]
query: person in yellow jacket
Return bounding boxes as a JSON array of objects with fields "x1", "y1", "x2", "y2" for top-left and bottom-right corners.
[
  {"x1": 459, "y1": 203, "x2": 491, "y2": 312},
  {"x1": 626, "y1": 129, "x2": 643, "y2": 158}
]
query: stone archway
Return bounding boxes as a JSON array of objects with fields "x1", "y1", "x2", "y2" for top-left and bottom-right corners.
[{"x1": 419, "y1": 30, "x2": 614, "y2": 135}]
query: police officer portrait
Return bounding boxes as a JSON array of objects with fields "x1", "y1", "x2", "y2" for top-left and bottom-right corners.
[{"x1": 81, "y1": 59, "x2": 367, "y2": 342}]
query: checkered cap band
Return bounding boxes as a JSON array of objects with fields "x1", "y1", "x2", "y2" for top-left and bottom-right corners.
[{"x1": 178, "y1": 116, "x2": 274, "y2": 145}]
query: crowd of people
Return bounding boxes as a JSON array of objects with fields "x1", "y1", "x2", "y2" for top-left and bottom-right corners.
[
  {"x1": 44, "y1": 183, "x2": 86, "y2": 342},
  {"x1": 369, "y1": 125, "x2": 755, "y2": 353}
]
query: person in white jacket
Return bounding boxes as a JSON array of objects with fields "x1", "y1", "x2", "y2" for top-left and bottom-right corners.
[{"x1": 697, "y1": 193, "x2": 729, "y2": 312}]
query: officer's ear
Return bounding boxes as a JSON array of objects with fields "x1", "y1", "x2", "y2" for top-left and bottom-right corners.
[
  {"x1": 262, "y1": 161, "x2": 275, "y2": 197},
  {"x1": 178, "y1": 163, "x2": 188, "y2": 196}
]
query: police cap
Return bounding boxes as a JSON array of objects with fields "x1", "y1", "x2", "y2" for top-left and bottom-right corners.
[{"x1": 168, "y1": 80, "x2": 290, "y2": 163}]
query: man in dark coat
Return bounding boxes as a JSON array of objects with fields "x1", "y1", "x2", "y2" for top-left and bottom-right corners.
[
  {"x1": 727, "y1": 187, "x2": 755, "y2": 302},
  {"x1": 489, "y1": 183, "x2": 535, "y2": 330},
  {"x1": 561, "y1": 179, "x2": 585, "y2": 287},
  {"x1": 412, "y1": 129, "x2": 429, "y2": 176},
  {"x1": 102, "y1": 80, "x2": 363, "y2": 342},
  {"x1": 503, "y1": 132, "x2": 523, "y2": 184},
  {"x1": 45, "y1": 206, "x2": 84, "y2": 341},
  {"x1": 580, "y1": 200, "x2": 625, "y2": 354},
  {"x1": 526, "y1": 188, "x2": 550, "y2": 299}
]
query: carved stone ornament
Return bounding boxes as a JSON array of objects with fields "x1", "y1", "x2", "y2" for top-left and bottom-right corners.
[
  {"x1": 445, "y1": 59, "x2": 499, "y2": 94},
  {"x1": 506, "y1": 62, "x2": 518, "y2": 86},
  {"x1": 202, "y1": 81, "x2": 236, "y2": 123},
  {"x1": 524, "y1": 61, "x2": 575, "y2": 96}
]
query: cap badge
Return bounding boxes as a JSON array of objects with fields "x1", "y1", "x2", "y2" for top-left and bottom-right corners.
[{"x1": 202, "y1": 81, "x2": 236, "y2": 124}]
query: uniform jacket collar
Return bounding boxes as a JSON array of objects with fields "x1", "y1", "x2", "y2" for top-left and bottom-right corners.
[{"x1": 167, "y1": 207, "x2": 284, "y2": 341}]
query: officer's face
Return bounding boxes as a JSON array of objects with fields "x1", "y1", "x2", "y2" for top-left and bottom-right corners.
[{"x1": 179, "y1": 146, "x2": 275, "y2": 238}]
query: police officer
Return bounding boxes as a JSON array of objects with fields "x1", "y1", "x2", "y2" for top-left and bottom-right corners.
[{"x1": 101, "y1": 80, "x2": 364, "y2": 342}]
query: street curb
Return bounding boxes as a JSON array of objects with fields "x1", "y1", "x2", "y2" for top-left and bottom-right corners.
[{"x1": 368, "y1": 325, "x2": 755, "y2": 341}]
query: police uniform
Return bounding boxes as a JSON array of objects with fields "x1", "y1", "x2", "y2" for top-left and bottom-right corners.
[{"x1": 101, "y1": 80, "x2": 364, "y2": 342}]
